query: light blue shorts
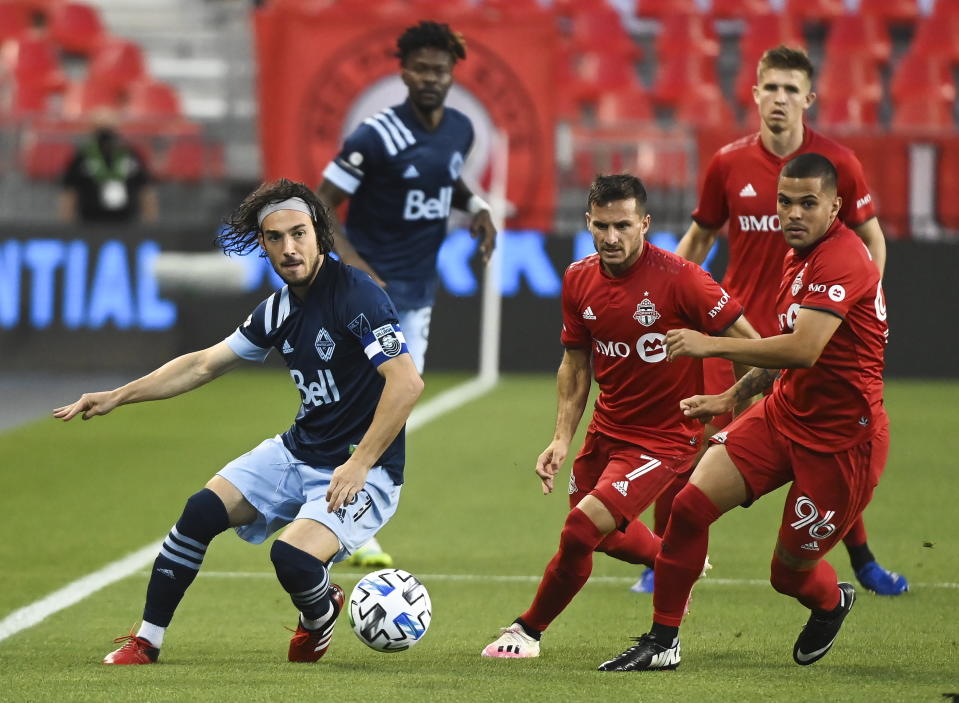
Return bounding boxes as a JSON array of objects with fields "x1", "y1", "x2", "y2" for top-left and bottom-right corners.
[
  {"x1": 397, "y1": 306, "x2": 431, "y2": 374},
  {"x1": 217, "y1": 436, "x2": 402, "y2": 563}
]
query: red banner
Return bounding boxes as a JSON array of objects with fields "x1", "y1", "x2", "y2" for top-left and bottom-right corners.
[{"x1": 254, "y1": 4, "x2": 557, "y2": 230}]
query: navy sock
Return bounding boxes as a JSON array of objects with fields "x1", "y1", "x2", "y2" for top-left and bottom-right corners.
[
  {"x1": 271, "y1": 540, "x2": 335, "y2": 624},
  {"x1": 143, "y1": 488, "x2": 229, "y2": 628}
]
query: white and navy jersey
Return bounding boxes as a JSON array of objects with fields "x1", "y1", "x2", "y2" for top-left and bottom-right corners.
[
  {"x1": 225, "y1": 257, "x2": 410, "y2": 484},
  {"x1": 322, "y1": 100, "x2": 474, "y2": 310}
]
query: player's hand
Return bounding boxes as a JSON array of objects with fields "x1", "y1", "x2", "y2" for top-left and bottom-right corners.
[
  {"x1": 326, "y1": 460, "x2": 369, "y2": 513},
  {"x1": 679, "y1": 393, "x2": 734, "y2": 422},
  {"x1": 535, "y1": 440, "x2": 568, "y2": 495},
  {"x1": 470, "y1": 209, "x2": 497, "y2": 264},
  {"x1": 52, "y1": 391, "x2": 119, "y2": 421},
  {"x1": 666, "y1": 328, "x2": 713, "y2": 360}
]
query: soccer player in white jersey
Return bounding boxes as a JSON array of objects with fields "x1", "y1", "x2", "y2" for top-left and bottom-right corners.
[
  {"x1": 318, "y1": 20, "x2": 497, "y2": 567},
  {"x1": 55, "y1": 179, "x2": 423, "y2": 665}
]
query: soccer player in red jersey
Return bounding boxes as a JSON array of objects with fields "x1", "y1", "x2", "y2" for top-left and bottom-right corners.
[
  {"x1": 480, "y1": 174, "x2": 758, "y2": 659},
  {"x1": 598, "y1": 154, "x2": 889, "y2": 671},
  {"x1": 633, "y1": 45, "x2": 904, "y2": 597}
]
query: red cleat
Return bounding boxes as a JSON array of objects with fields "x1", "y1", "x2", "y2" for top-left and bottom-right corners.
[
  {"x1": 103, "y1": 634, "x2": 159, "y2": 665},
  {"x1": 287, "y1": 584, "x2": 344, "y2": 663}
]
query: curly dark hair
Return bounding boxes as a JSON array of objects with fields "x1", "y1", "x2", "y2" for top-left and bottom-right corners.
[
  {"x1": 395, "y1": 21, "x2": 466, "y2": 65},
  {"x1": 216, "y1": 179, "x2": 334, "y2": 257}
]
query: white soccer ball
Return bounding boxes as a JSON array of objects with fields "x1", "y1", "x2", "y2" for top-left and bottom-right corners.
[{"x1": 348, "y1": 569, "x2": 432, "y2": 652}]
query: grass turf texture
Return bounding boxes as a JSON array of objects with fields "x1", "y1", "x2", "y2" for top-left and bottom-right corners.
[{"x1": 1, "y1": 373, "x2": 957, "y2": 701}]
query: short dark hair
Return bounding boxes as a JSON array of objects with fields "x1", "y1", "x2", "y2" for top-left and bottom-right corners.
[
  {"x1": 780, "y1": 153, "x2": 838, "y2": 193},
  {"x1": 587, "y1": 174, "x2": 648, "y2": 212},
  {"x1": 216, "y1": 178, "x2": 334, "y2": 257},
  {"x1": 396, "y1": 21, "x2": 466, "y2": 65},
  {"x1": 757, "y1": 45, "x2": 815, "y2": 82}
]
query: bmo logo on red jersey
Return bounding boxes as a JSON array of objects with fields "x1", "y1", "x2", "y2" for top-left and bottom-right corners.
[
  {"x1": 594, "y1": 333, "x2": 667, "y2": 363},
  {"x1": 737, "y1": 214, "x2": 781, "y2": 232},
  {"x1": 778, "y1": 303, "x2": 801, "y2": 331}
]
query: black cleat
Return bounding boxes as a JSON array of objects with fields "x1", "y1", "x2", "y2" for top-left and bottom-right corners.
[
  {"x1": 597, "y1": 633, "x2": 681, "y2": 672},
  {"x1": 792, "y1": 582, "x2": 856, "y2": 666}
]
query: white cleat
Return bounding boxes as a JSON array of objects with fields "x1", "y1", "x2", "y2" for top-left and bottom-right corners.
[{"x1": 481, "y1": 623, "x2": 541, "y2": 658}]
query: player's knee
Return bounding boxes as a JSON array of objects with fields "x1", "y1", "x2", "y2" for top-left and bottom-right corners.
[
  {"x1": 559, "y1": 507, "x2": 604, "y2": 555},
  {"x1": 669, "y1": 484, "x2": 719, "y2": 532},
  {"x1": 180, "y1": 488, "x2": 229, "y2": 542},
  {"x1": 769, "y1": 553, "x2": 816, "y2": 596},
  {"x1": 271, "y1": 540, "x2": 326, "y2": 586}
]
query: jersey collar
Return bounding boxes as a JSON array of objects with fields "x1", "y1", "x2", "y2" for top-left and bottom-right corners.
[{"x1": 758, "y1": 121, "x2": 815, "y2": 165}]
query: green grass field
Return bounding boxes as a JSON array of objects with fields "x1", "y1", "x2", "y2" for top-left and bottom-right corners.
[{"x1": 1, "y1": 372, "x2": 957, "y2": 702}]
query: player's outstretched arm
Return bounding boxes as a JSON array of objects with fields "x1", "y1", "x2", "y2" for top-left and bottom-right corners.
[
  {"x1": 666, "y1": 307, "x2": 843, "y2": 369},
  {"x1": 535, "y1": 348, "x2": 591, "y2": 495},
  {"x1": 853, "y1": 217, "x2": 887, "y2": 277},
  {"x1": 326, "y1": 353, "x2": 423, "y2": 512},
  {"x1": 679, "y1": 367, "x2": 780, "y2": 422},
  {"x1": 316, "y1": 179, "x2": 386, "y2": 287},
  {"x1": 53, "y1": 341, "x2": 244, "y2": 422},
  {"x1": 675, "y1": 221, "x2": 720, "y2": 266}
]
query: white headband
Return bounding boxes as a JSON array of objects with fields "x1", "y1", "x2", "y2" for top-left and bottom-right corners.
[{"x1": 257, "y1": 197, "x2": 314, "y2": 227}]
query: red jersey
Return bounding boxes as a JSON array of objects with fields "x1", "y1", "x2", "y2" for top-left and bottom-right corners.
[
  {"x1": 766, "y1": 219, "x2": 887, "y2": 452},
  {"x1": 692, "y1": 127, "x2": 877, "y2": 337},
  {"x1": 561, "y1": 243, "x2": 744, "y2": 458}
]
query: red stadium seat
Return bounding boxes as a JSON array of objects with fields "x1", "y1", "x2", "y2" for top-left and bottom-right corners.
[
  {"x1": 784, "y1": 0, "x2": 845, "y2": 24},
  {"x1": 890, "y1": 51, "x2": 955, "y2": 103},
  {"x1": 3, "y1": 36, "x2": 65, "y2": 114},
  {"x1": 652, "y1": 53, "x2": 718, "y2": 106},
  {"x1": 125, "y1": 79, "x2": 181, "y2": 120},
  {"x1": 595, "y1": 88, "x2": 654, "y2": 125},
  {"x1": 570, "y1": 50, "x2": 644, "y2": 105},
  {"x1": 911, "y1": 14, "x2": 959, "y2": 62},
  {"x1": 674, "y1": 84, "x2": 736, "y2": 128},
  {"x1": 816, "y1": 94, "x2": 881, "y2": 128},
  {"x1": 0, "y1": 3, "x2": 31, "y2": 43},
  {"x1": 709, "y1": 0, "x2": 772, "y2": 20},
  {"x1": 892, "y1": 96, "x2": 954, "y2": 129},
  {"x1": 87, "y1": 39, "x2": 147, "y2": 92},
  {"x1": 48, "y1": 1, "x2": 105, "y2": 55},
  {"x1": 635, "y1": 0, "x2": 699, "y2": 20},
  {"x1": 818, "y1": 55, "x2": 883, "y2": 103},
  {"x1": 61, "y1": 77, "x2": 123, "y2": 118},
  {"x1": 157, "y1": 136, "x2": 214, "y2": 182},
  {"x1": 569, "y1": 7, "x2": 640, "y2": 59},
  {"x1": 824, "y1": 14, "x2": 891, "y2": 64},
  {"x1": 857, "y1": 0, "x2": 920, "y2": 25},
  {"x1": 20, "y1": 130, "x2": 75, "y2": 179},
  {"x1": 739, "y1": 13, "x2": 804, "y2": 65},
  {"x1": 655, "y1": 14, "x2": 720, "y2": 61},
  {"x1": 930, "y1": 0, "x2": 959, "y2": 19}
]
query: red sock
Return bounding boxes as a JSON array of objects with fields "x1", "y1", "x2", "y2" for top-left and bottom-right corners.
[
  {"x1": 653, "y1": 479, "x2": 684, "y2": 537},
  {"x1": 770, "y1": 556, "x2": 841, "y2": 612},
  {"x1": 519, "y1": 507, "x2": 604, "y2": 632},
  {"x1": 597, "y1": 519, "x2": 661, "y2": 566},
  {"x1": 842, "y1": 516, "x2": 868, "y2": 548},
  {"x1": 653, "y1": 484, "x2": 722, "y2": 627}
]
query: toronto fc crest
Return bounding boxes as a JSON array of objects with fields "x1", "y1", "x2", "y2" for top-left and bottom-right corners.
[
  {"x1": 791, "y1": 265, "x2": 806, "y2": 296},
  {"x1": 633, "y1": 298, "x2": 661, "y2": 327}
]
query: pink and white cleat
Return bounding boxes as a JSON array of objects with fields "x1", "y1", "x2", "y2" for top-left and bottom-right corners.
[{"x1": 481, "y1": 623, "x2": 541, "y2": 659}]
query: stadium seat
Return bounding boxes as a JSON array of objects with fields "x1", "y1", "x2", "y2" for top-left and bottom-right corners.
[
  {"x1": 157, "y1": 136, "x2": 211, "y2": 182},
  {"x1": 739, "y1": 13, "x2": 804, "y2": 66},
  {"x1": 709, "y1": 0, "x2": 772, "y2": 20},
  {"x1": 125, "y1": 79, "x2": 182, "y2": 120},
  {"x1": 477, "y1": 0, "x2": 545, "y2": 18},
  {"x1": 824, "y1": 14, "x2": 891, "y2": 64},
  {"x1": 857, "y1": 0, "x2": 920, "y2": 25},
  {"x1": 4, "y1": 36, "x2": 65, "y2": 114},
  {"x1": 635, "y1": 0, "x2": 699, "y2": 20},
  {"x1": 0, "y1": 3, "x2": 31, "y2": 43},
  {"x1": 61, "y1": 77, "x2": 123, "y2": 118},
  {"x1": 784, "y1": 0, "x2": 846, "y2": 24},
  {"x1": 910, "y1": 14, "x2": 959, "y2": 62},
  {"x1": 891, "y1": 96, "x2": 954, "y2": 129},
  {"x1": 48, "y1": 1, "x2": 105, "y2": 55},
  {"x1": 652, "y1": 53, "x2": 718, "y2": 106},
  {"x1": 818, "y1": 55, "x2": 883, "y2": 104},
  {"x1": 655, "y1": 14, "x2": 720, "y2": 61},
  {"x1": 569, "y1": 7, "x2": 639, "y2": 58},
  {"x1": 595, "y1": 88, "x2": 654, "y2": 125},
  {"x1": 20, "y1": 130, "x2": 75, "y2": 179},
  {"x1": 570, "y1": 50, "x2": 644, "y2": 105},
  {"x1": 87, "y1": 39, "x2": 147, "y2": 92},
  {"x1": 890, "y1": 51, "x2": 955, "y2": 104},
  {"x1": 816, "y1": 94, "x2": 881, "y2": 128},
  {"x1": 674, "y1": 84, "x2": 736, "y2": 128}
]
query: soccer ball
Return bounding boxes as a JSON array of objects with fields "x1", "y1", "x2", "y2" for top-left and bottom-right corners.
[{"x1": 348, "y1": 568, "x2": 432, "y2": 652}]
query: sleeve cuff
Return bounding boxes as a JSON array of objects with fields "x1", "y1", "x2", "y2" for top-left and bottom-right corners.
[{"x1": 225, "y1": 329, "x2": 271, "y2": 362}]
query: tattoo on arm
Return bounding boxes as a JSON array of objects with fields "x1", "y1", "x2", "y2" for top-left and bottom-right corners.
[{"x1": 732, "y1": 367, "x2": 779, "y2": 403}]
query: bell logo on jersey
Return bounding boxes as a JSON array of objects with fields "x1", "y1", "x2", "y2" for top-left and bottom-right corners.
[
  {"x1": 291, "y1": 369, "x2": 341, "y2": 407},
  {"x1": 404, "y1": 186, "x2": 453, "y2": 221},
  {"x1": 738, "y1": 214, "x2": 780, "y2": 232}
]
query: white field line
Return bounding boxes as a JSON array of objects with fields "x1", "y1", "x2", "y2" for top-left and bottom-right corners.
[
  {"x1": 182, "y1": 571, "x2": 959, "y2": 590},
  {"x1": 0, "y1": 377, "x2": 496, "y2": 644}
]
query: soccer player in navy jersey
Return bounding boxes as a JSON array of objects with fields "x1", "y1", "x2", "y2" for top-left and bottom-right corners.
[
  {"x1": 54, "y1": 179, "x2": 423, "y2": 665},
  {"x1": 318, "y1": 20, "x2": 496, "y2": 568}
]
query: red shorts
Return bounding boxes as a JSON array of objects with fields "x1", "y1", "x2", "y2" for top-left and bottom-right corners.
[
  {"x1": 702, "y1": 357, "x2": 736, "y2": 429},
  {"x1": 569, "y1": 430, "x2": 696, "y2": 529},
  {"x1": 713, "y1": 397, "x2": 889, "y2": 561}
]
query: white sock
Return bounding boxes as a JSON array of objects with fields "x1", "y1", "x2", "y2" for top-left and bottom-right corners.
[
  {"x1": 137, "y1": 621, "x2": 166, "y2": 648},
  {"x1": 363, "y1": 536, "x2": 382, "y2": 552},
  {"x1": 300, "y1": 598, "x2": 334, "y2": 631}
]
